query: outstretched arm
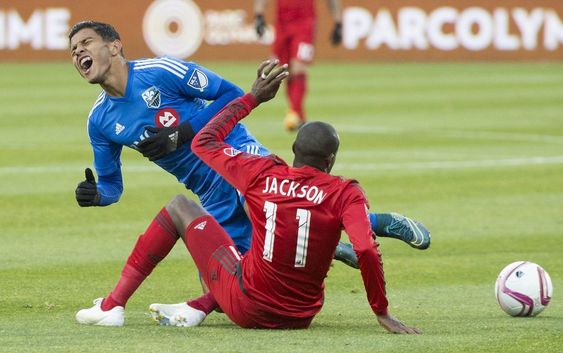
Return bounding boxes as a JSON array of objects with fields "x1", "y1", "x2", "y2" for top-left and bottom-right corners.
[
  {"x1": 342, "y1": 187, "x2": 421, "y2": 334},
  {"x1": 191, "y1": 60, "x2": 288, "y2": 192}
]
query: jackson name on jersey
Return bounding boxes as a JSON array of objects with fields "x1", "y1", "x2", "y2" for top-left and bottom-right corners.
[{"x1": 261, "y1": 176, "x2": 326, "y2": 205}]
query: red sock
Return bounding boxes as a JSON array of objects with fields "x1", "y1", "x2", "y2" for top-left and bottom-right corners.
[
  {"x1": 102, "y1": 208, "x2": 179, "y2": 311},
  {"x1": 287, "y1": 73, "x2": 307, "y2": 121},
  {"x1": 188, "y1": 292, "x2": 218, "y2": 315}
]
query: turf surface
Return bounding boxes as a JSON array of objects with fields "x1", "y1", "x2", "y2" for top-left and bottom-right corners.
[{"x1": 0, "y1": 61, "x2": 561, "y2": 352}]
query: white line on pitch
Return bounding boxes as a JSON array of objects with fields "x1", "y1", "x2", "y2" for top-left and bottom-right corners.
[
  {"x1": 2, "y1": 156, "x2": 563, "y2": 175},
  {"x1": 334, "y1": 125, "x2": 563, "y2": 145},
  {"x1": 332, "y1": 156, "x2": 563, "y2": 172}
]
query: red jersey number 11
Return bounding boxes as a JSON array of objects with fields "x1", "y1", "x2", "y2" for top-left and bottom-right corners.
[{"x1": 263, "y1": 201, "x2": 311, "y2": 268}]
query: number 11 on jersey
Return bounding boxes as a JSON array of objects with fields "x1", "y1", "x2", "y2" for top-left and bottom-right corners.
[{"x1": 263, "y1": 201, "x2": 311, "y2": 267}]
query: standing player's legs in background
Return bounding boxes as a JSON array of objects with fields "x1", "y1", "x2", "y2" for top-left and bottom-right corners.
[{"x1": 274, "y1": 20, "x2": 315, "y2": 131}]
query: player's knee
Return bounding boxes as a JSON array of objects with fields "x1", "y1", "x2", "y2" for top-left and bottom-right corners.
[{"x1": 166, "y1": 195, "x2": 208, "y2": 232}]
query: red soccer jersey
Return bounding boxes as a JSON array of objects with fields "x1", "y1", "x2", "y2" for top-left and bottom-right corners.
[
  {"x1": 192, "y1": 94, "x2": 389, "y2": 318},
  {"x1": 276, "y1": 0, "x2": 315, "y2": 23}
]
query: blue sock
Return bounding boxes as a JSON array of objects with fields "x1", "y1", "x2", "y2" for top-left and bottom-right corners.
[{"x1": 369, "y1": 213, "x2": 378, "y2": 232}]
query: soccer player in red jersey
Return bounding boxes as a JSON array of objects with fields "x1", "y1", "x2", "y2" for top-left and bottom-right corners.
[
  {"x1": 255, "y1": 0, "x2": 343, "y2": 131},
  {"x1": 147, "y1": 60, "x2": 421, "y2": 333}
]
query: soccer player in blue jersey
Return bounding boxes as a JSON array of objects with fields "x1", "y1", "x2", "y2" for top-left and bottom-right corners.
[{"x1": 69, "y1": 21, "x2": 430, "y2": 326}]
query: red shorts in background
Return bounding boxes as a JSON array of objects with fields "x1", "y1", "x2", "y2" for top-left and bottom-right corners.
[{"x1": 273, "y1": 18, "x2": 316, "y2": 64}]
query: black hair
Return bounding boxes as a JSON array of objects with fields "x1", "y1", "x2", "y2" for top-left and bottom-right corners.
[
  {"x1": 293, "y1": 121, "x2": 340, "y2": 170},
  {"x1": 69, "y1": 21, "x2": 123, "y2": 55},
  {"x1": 69, "y1": 21, "x2": 121, "y2": 41}
]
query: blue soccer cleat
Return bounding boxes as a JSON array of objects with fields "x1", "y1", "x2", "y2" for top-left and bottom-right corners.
[{"x1": 383, "y1": 213, "x2": 431, "y2": 250}]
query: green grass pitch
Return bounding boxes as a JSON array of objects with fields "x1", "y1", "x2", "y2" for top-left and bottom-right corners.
[{"x1": 0, "y1": 61, "x2": 561, "y2": 352}]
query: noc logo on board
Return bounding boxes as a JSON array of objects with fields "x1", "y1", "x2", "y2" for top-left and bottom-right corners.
[{"x1": 155, "y1": 108, "x2": 180, "y2": 128}]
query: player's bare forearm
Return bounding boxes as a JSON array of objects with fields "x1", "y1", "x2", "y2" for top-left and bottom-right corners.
[
  {"x1": 254, "y1": 0, "x2": 268, "y2": 15},
  {"x1": 254, "y1": 1, "x2": 267, "y2": 37},
  {"x1": 327, "y1": 0, "x2": 343, "y2": 45},
  {"x1": 326, "y1": 0, "x2": 342, "y2": 23}
]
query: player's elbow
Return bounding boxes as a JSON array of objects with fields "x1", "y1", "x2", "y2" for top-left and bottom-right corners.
[
  {"x1": 229, "y1": 86, "x2": 244, "y2": 100},
  {"x1": 222, "y1": 80, "x2": 244, "y2": 99},
  {"x1": 191, "y1": 137, "x2": 202, "y2": 157},
  {"x1": 353, "y1": 243, "x2": 379, "y2": 258},
  {"x1": 97, "y1": 172, "x2": 124, "y2": 206},
  {"x1": 97, "y1": 191, "x2": 121, "y2": 206}
]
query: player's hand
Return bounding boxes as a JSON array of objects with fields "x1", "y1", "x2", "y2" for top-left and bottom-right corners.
[
  {"x1": 76, "y1": 168, "x2": 100, "y2": 207},
  {"x1": 331, "y1": 22, "x2": 342, "y2": 46},
  {"x1": 376, "y1": 314, "x2": 422, "y2": 334},
  {"x1": 255, "y1": 14, "x2": 266, "y2": 38},
  {"x1": 137, "y1": 122, "x2": 195, "y2": 161},
  {"x1": 251, "y1": 60, "x2": 289, "y2": 104}
]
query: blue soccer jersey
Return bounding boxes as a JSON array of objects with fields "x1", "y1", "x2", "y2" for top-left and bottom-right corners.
[{"x1": 86, "y1": 57, "x2": 267, "y2": 252}]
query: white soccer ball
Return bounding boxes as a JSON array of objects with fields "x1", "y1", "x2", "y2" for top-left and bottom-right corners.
[{"x1": 495, "y1": 261, "x2": 553, "y2": 317}]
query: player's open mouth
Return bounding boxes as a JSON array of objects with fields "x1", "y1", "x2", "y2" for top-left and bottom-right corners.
[{"x1": 79, "y1": 56, "x2": 93, "y2": 73}]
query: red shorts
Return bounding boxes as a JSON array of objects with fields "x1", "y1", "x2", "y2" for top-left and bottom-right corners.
[
  {"x1": 273, "y1": 18, "x2": 315, "y2": 65},
  {"x1": 185, "y1": 215, "x2": 313, "y2": 329}
]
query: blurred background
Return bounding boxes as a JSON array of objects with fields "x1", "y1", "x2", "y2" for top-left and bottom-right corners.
[
  {"x1": 1, "y1": 0, "x2": 563, "y2": 62},
  {"x1": 0, "y1": 1, "x2": 561, "y2": 352}
]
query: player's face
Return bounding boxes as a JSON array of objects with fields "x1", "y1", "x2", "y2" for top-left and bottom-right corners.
[{"x1": 70, "y1": 28, "x2": 117, "y2": 84}]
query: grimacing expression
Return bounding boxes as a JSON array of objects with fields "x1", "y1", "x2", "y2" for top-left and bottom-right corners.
[{"x1": 70, "y1": 28, "x2": 118, "y2": 84}]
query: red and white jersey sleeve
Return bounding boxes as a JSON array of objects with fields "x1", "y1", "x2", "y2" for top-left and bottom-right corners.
[
  {"x1": 340, "y1": 184, "x2": 389, "y2": 316},
  {"x1": 192, "y1": 94, "x2": 282, "y2": 193}
]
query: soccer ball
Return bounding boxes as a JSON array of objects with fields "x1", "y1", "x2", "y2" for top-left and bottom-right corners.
[{"x1": 495, "y1": 261, "x2": 552, "y2": 317}]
